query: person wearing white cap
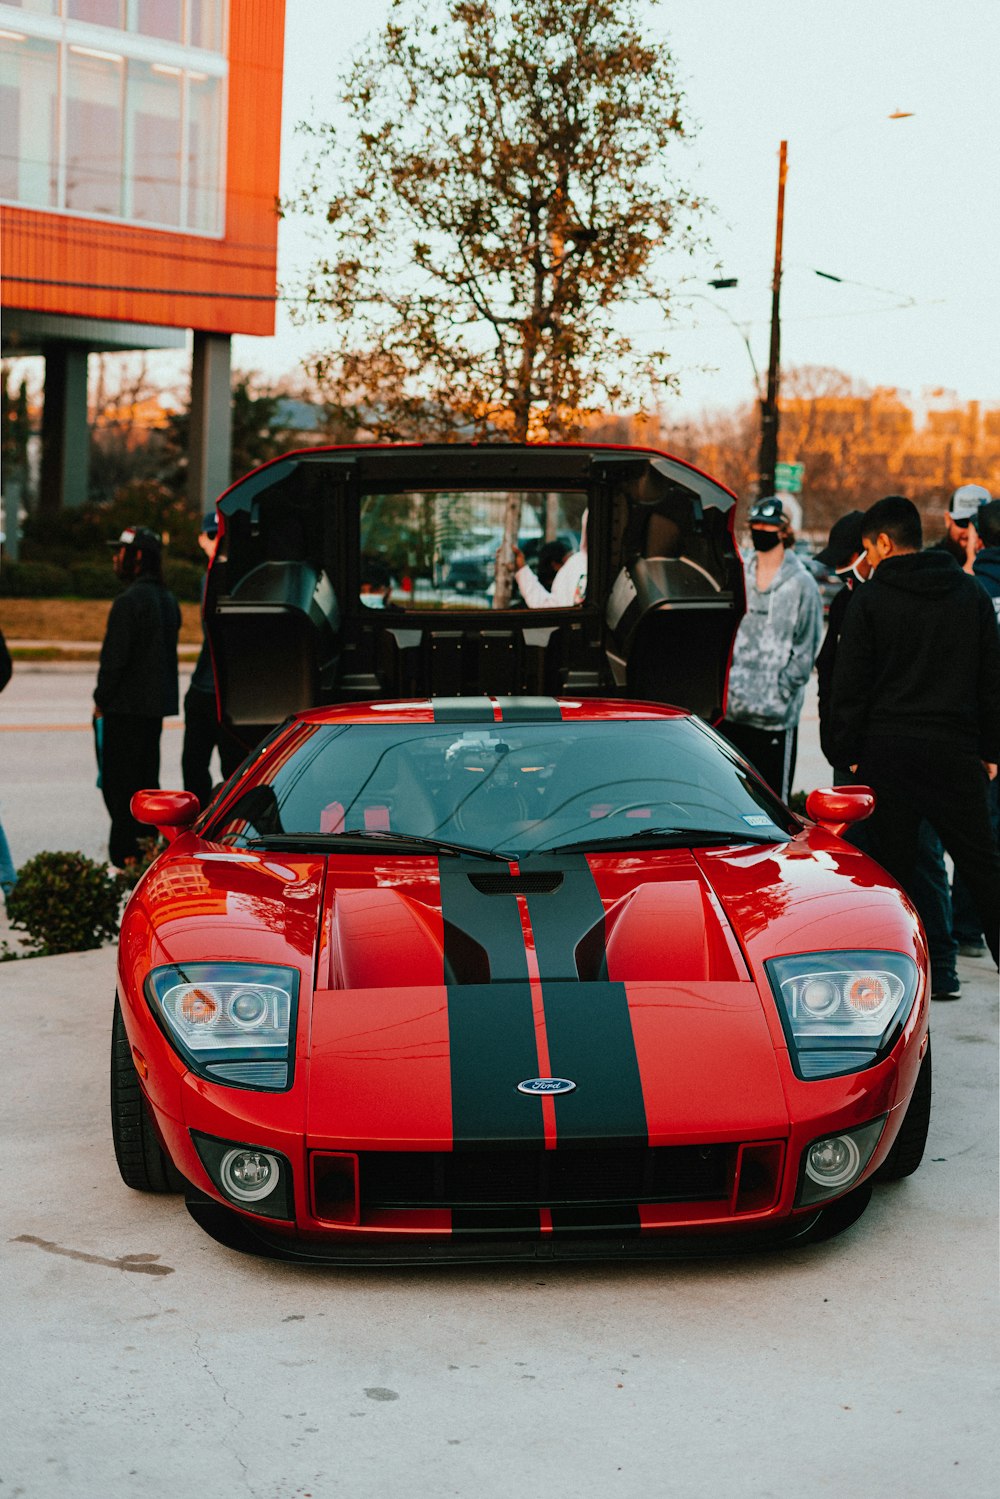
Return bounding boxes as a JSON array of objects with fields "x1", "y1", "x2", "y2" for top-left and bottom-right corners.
[{"x1": 933, "y1": 483, "x2": 991, "y2": 568}]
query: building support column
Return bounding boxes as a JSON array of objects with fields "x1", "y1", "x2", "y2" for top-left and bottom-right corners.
[
  {"x1": 39, "y1": 344, "x2": 90, "y2": 515},
  {"x1": 189, "y1": 331, "x2": 232, "y2": 518}
]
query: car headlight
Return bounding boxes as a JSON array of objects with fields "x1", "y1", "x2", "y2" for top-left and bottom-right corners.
[
  {"x1": 144, "y1": 963, "x2": 299, "y2": 1090},
  {"x1": 765, "y1": 950, "x2": 920, "y2": 1079}
]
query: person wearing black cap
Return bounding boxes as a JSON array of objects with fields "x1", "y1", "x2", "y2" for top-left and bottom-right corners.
[
  {"x1": 830, "y1": 494, "x2": 1000, "y2": 978},
  {"x1": 94, "y1": 526, "x2": 181, "y2": 867},
  {"x1": 720, "y1": 497, "x2": 823, "y2": 800},
  {"x1": 813, "y1": 510, "x2": 870, "y2": 780},
  {"x1": 182, "y1": 511, "x2": 245, "y2": 809}
]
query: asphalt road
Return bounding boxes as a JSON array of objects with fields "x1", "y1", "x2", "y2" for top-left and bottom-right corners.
[{"x1": 1, "y1": 665, "x2": 997, "y2": 1497}]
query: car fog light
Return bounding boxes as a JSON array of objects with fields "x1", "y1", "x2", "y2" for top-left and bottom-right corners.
[
  {"x1": 220, "y1": 1147, "x2": 280, "y2": 1202},
  {"x1": 805, "y1": 1134, "x2": 861, "y2": 1190}
]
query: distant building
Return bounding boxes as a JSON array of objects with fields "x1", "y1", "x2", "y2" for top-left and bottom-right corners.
[{"x1": 1, "y1": 0, "x2": 286, "y2": 521}]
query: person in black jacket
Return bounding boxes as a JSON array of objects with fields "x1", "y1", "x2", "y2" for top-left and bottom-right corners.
[
  {"x1": 182, "y1": 511, "x2": 245, "y2": 810},
  {"x1": 830, "y1": 495, "x2": 1000, "y2": 971},
  {"x1": 813, "y1": 510, "x2": 870, "y2": 779},
  {"x1": 94, "y1": 527, "x2": 181, "y2": 867}
]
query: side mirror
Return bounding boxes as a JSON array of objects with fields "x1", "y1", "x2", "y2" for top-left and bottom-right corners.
[
  {"x1": 131, "y1": 789, "x2": 201, "y2": 841},
  {"x1": 805, "y1": 785, "x2": 875, "y2": 838}
]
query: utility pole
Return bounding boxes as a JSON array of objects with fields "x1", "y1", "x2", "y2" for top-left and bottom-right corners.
[{"x1": 757, "y1": 140, "x2": 788, "y2": 498}]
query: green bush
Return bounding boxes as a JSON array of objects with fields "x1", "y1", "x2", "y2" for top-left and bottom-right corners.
[
  {"x1": 5, "y1": 851, "x2": 124, "y2": 956},
  {"x1": 67, "y1": 558, "x2": 116, "y2": 598},
  {"x1": 0, "y1": 560, "x2": 72, "y2": 597},
  {"x1": 787, "y1": 790, "x2": 808, "y2": 816},
  {"x1": 163, "y1": 558, "x2": 205, "y2": 602}
]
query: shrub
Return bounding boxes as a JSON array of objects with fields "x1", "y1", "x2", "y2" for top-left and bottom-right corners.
[
  {"x1": 5, "y1": 851, "x2": 124, "y2": 956},
  {"x1": 67, "y1": 559, "x2": 117, "y2": 599},
  {"x1": 787, "y1": 790, "x2": 808, "y2": 816},
  {"x1": 0, "y1": 560, "x2": 71, "y2": 597},
  {"x1": 163, "y1": 558, "x2": 205, "y2": 602}
]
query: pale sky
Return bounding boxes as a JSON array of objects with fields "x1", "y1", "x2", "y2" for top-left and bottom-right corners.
[{"x1": 235, "y1": 0, "x2": 1000, "y2": 417}]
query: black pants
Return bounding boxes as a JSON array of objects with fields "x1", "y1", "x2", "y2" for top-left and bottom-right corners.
[
  {"x1": 858, "y1": 735, "x2": 1000, "y2": 968},
  {"x1": 720, "y1": 720, "x2": 798, "y2": 802},
  {"x1": 101, "y1": 713, "x2": 161, "y2": 867},
  {"x1": 182, "y1": 686, "x2": 247, "y2": 809}
]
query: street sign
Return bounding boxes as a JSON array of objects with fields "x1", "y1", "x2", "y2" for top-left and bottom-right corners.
[{"x1": 774, "y1": 462, "x2": 804, "y2": 493}]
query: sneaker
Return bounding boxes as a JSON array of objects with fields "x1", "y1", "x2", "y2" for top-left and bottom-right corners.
[
  {"x1": 931, "y1": 985, "x2": 961, "y2": 1001},
  {"x1": 957, "y1": 939, "x2": 986, "y2": 958}
]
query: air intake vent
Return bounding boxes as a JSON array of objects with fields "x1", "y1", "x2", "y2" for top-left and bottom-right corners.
[{"x1": 468, "y1": 872, "x2": 563, "y2": 895}]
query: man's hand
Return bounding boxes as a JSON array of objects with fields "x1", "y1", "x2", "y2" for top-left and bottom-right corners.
[
  {"x1": 984, "y1": 761, "x2": 998, "y2": 782},
  {"x1": 963, "y1": 525, "x2": 981, "y2": 574},
  {"x1": 93, "y1": 708, "x2": 103, "y2": 722}
]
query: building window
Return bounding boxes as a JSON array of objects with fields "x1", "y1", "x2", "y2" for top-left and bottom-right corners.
[
  {"x1": 66, "y1": 46, "x2": 124, "y2": 215},
  {"x1": 0, "y1": 0, "x2": 227, "y2": 233},
  {"x1": 135, "y1": 0, "x2": 181, "y2": 43},
  {"x1": 67, "y1": 0, "x2": 124, "y2": 26},
  {"x1": 186, "y1": 67, "x2": 220, "y2": 231},
  {"x1": 0, "y1": 34, "x2": 59, "y2": 206},
  {"x1": 127, "y1": 58, "x2": 181, "y2": 222}
]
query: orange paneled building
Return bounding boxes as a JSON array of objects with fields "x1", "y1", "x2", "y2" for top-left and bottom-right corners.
[{"x1": 1, "y1": 0, "x2": 286, "y2": 518}]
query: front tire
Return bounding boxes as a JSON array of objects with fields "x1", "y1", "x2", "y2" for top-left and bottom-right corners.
[
  {"x1": 111, "y1": 999, "x2": 184, "y2": 1193},
  {"x1": 876, "y1": 1039, "x2": 932, "y2": 1182}
]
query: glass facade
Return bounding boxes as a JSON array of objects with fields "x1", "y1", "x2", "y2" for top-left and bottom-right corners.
[{"x1": 0, "y1": 0, "x2": 226, "y2": 232}]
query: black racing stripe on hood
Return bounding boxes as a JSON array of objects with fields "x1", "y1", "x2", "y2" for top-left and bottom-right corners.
[
  {"x1": 440, "y1": 859, "x2": 530, "y2": 983},
  {"x1": 432, "y1": 697, "x2": 495, "y2": 722},
  {"x1": 496, "y1": 697, "x2": 564, "y2": 722},
  {"x1": 525, "y1": 854, "x2": 604, "y2": 978},
  {"x1": 540, "y1": 980, "x2": 648, "y2": 1146},
  {"x1": 439, "y1": 860, "x2": 543, "y2": 1149},
  {"x1": 444, "y1": 983, "x2": 546, "y2": 1148},
  {"x1": 526, "y1": 857, "x2": 647, "y2": 1146}
]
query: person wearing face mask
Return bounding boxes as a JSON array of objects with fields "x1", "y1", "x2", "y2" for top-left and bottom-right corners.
[
  {"x1": 813, "y1": 511, "x2": 871, "y2": 780},
  {"x1": 830, "y1": 494, "x2": 1000, "y2": 980},
  {"x1": 720, "y1": 496, "x2": 823, "y2": 800}
]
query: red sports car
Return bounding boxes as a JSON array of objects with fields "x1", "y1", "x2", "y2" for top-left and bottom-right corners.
[{"x1": 112, "y1": 695, "x2": 930, "y2": 1262}]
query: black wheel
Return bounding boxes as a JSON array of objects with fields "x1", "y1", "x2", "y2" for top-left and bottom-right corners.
[
  {"x1": 111, "y1": 999, "x2": 185, "y2": 1193},
  {"x1": 876, "y1": 1038, "x2": 932, "y2": 1182}
]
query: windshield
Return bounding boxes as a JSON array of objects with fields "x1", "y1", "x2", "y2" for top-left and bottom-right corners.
[{"x1": 209, "y1": 719, "x2": 794, "y2": 858}]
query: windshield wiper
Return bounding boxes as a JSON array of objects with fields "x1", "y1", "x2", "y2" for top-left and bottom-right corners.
[
  {"x1": 535, "y1": 826, "x2": 780, "y2": 855},
  {"x1": 243, "y1": 831, "x2": 512, "y2": 863}
]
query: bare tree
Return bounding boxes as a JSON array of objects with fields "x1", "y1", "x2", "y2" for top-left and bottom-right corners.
[{"x1": 290, "y1": 0, "x2": 703, "y2": 453}]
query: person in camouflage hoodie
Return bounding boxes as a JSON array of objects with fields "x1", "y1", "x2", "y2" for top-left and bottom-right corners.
[{"x1": 720, "y1": 497, "x2": 823, "y2": 801}]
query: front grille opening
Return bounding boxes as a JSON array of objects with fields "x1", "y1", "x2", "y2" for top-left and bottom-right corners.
[
  {"x1": 468, "y1": 872, "x2": 564, "y2": 895},
  {"x1": 358, "y1": 1145, "x2": 734, "y2": 1212},
  {"x1": 733, "y1": 1142, "x2": 783, "y2": 1214},
  {"x1": 312, "y1": 1152, "x2": 360, "y2": 1224}
]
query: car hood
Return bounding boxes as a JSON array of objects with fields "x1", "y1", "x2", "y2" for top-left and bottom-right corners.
[{"x1": 305, "y1": 847, "x2": 788, "y2": 1150}]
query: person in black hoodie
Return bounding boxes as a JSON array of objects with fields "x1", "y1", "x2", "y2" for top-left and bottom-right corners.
[
  {"x1": 94, "y1": 526, "x2": 181, "y2": 867},
  {"x1": 814, "y1": 509, "x2": 870, "y2": 780},
  {"x1": 830, "y1": 495, "x2": 1000, "y2": 969}
]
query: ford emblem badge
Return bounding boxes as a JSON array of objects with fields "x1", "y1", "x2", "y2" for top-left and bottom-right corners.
[{"x1": 517, "y1": 1078, "x2": 577, "y2": 1095}]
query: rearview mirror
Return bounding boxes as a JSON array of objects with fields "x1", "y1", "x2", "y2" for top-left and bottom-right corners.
[
  {"x1": 805, "y1": 786, "x2": 875, "y2": 837},
  {"x1": 131, "y1": 789, "x2": 200, "y2": 840}
]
